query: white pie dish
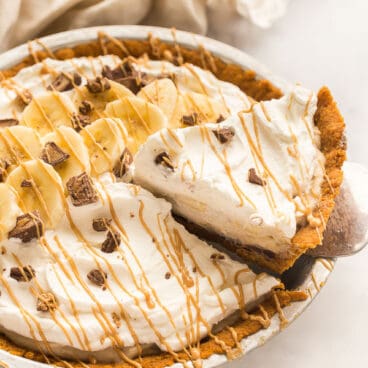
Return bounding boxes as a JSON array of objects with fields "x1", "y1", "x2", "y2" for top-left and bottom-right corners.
[{"x1": 0, "y1": 25, "x2": 364, "y2": 368}]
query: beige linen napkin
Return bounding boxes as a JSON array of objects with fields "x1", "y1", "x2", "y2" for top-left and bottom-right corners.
[{"x1": 0, "y1": 0, "x2": 289, "y2": 52}]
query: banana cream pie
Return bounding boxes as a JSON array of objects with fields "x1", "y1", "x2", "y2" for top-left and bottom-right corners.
[{"x1": 0, "y1": 33, "x2": 345, "y2": 367}]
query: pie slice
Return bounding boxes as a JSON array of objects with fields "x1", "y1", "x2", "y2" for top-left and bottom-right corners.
[{"x1": 134, "y1": 85, "x2": 346, "y2": 273}]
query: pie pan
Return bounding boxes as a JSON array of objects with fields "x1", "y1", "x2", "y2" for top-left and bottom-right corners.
[{"x1": 0, "y1": 25, "x2": 365, "y2": 368}]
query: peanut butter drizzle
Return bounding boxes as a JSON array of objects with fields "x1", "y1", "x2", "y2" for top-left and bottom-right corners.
[
  {"x1": 27, "y1": 42, "x2": 40, "y2": 64},
  {"x1": 230, "y1": 268, "x2": 252, "y2": 311},
  {"x1": 10, "y1": 255, "x2": 73, "y2": 349},
  {"x1": 180, "y1": 159, "x2": 196, "y2": 182},
  {"x1": 321, "y1": 258, "x2": 334, "y2": 271},
  {"x1": 41, "y1": 237, "x2": 91, "y2": 350},
  {"x1": 17, "y1": 161, "x2": 56, "y2": 226},
  {"x1": 162, "y1": 217, "x2": 226, "y2": 314},
  {"x1": 159, "y1": 130, "x2": 176, "y2": 153},
  {"x1": 238, "y1": 112, "x2": 292, "y2": 201},
  {"x1": 272, "y1": 291, "x2": 288, "y2": 329},
  {"x1": 97, "y1": 182, "x2": 199, "y2": 363},
  {"x1": 201, "y1": 125, "x2": 256, "y2": 208},
  {"x1": 311, "y1": 272, "x2": 320, "y2": 292},
  {"x1": 0, "y1": 130, "x2": 31, "y2": 166},
  {"x1": 197, "y1": 44, "x2": 217, "y2": 74},
  {"x1": 183, "y1": 64, "x2": 209, "y2": 97},
  {"x1": 98, "y1": 31, "x2": 130, "y2": 57},
  {"x1": 53, "y1": 236, "x2": 132, "y2": 357},
  {"x1": 250, "y1": 110, "x2": 277, "y2": 215},
  {"x1": 167, "y1": 128, "x2": 183, "y2": 147},
  {"x1": 50, "y1": 263, "x2": 91, "y2": 350},
  {"x1": 0, "y1": 275, "x2": 54, "y2": 361},
  {"x1": 54, "y1": 129, "x2": 87, "y2": 171},
  {"x1": 141, "y1": 204, "x2": 236, "y2": 362},
  {"x1": 225, "y1": 326, "x2": 243, "y2": 359}
]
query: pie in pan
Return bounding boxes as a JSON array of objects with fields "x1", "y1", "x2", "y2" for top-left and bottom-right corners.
[{"x1": 0, "y1": 30, "x2": 345, "y2": 367}]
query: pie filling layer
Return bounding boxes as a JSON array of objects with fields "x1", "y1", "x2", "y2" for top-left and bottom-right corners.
[
  {"x1": 0, "y1": 43, "x2": 335, "y2": 364},
  {"x1": 134, "y1": 85, "x2": 325, "y2": 257}
]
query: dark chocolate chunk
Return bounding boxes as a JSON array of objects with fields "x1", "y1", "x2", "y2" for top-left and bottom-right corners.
[
  {"x1": 47, "y1": 72, "x2": 82, "y2": 92},
  {"x1": 0, "y1": 118, "x2": 19, "y2": 127},
  {"x1": 66, "y1": 172, "x2": 98, "y2": 206},
  {"x1": 37, "y1": 292, "x2": 57, "y2": 312},
  {"x1": 87, "y1": 269, "x2": 107, "y2": 287},
  {"x1": 248, "y1": 168, "x2": 266, "y2": 186},
  {"x1": 20, "y1": 179, "x2": 33, "y2": 188},
  {"x1": 213, "y1": 127, "x2": 235, "y2": 144},
  {"x1": 165, "y1": 272, "x2": 171, "y2": 279},
  {"x1": 71, "y1": 113, "x2": 90, "y2": 132},
  {"x1": 92, "y1": 217, "x2": 112, "y2": 232},
  {"x1": 40, "y1": 142, "x2": 70, "y2": 166},
  {"x1": 113, "y1": 148, "x2": 133, "y2": 178},
  {"x1": 216, "y1": 115, "x2": 225, "y2": 123},
  {"x1": 181, "y1": 113, "x2": 198, "y2": 126},
  {"x1": 86, "y1": 76, "x2": 111, "y2": 94},
  {"x1": 154, "y1": 152, "x2": 175, "y2": 171},
  {"x1": 210, "y1": 253, "x2": 225, "y2": 261},
  {"x1": 10, "y1": 265, "x2": 35, "y2": 282},
  {"x1": 101, "y1": 229, "x2": 121, "y2": 253},
  {"x1": 8, "y1": 212, "x2": 44, "y2": 243},
  {"x1": 79, "y1": 100, "x2": 93, "y2": 115}
]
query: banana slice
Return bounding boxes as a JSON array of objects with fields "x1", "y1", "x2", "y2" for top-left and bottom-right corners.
[
  {"x1": 0, "y1": 126, "x2": 42, "y2": 170},
  {"x1": 21, "y1": 91, "x2": 77, "y2": 135},
  {"x1": 137, "y1": 78, "x2": 179, "y2": 125},
  {"x1": 42, "y1": 126, "x2": 91, "y2": 186},
  {"x1": 80, "y1": 118, "x2": 128, "y2": 175},
  {"x1": 71, "y1": 80, "x2": 133, "y2": 120},
  {"x1": 6, "y1": 159, "x2": 65, "y2": 228},
  {"x1": 180, "y1": 91, "x2": 228, "y2": 125},
  {"x1": 0, "y1": 183, "x2": 23, "y2": 241},
  {"x1": 105, "y1": 96, "x2": 168, "y2": 153}
]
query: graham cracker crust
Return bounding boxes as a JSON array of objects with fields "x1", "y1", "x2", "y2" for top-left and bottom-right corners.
[{"x1": 0, "y1": 33, "x2": 343, "y2": 366}]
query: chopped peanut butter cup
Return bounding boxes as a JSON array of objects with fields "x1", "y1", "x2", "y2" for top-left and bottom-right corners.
[
  {"x1": 40, "y1": 142, "x2": 70, "y2": 167},
  {"x1": 213, "y1": 126, "x2": 235, "y2": 143},
  {"x1": 8, "y1": 211, "x2": 44, "y2": 243},
  {"x1": 47, "y1": 72, "x2": 81, "y2": 92},
  {"x1": 113, "y1": 148, "x2": 133, "y2": 178},
  {"x1": 66, "y1": 172, "x2": 98, "y2": 206},
  {"x1": 181, "y1": 113, "x2": 198, "y2": 126},
  {"x1": 155, "y1": 152, "x2": 175, "y2": 171},
  {"x1": 0, "y1": 118, "x2": 19, "y2": 127},
  {"x1": 37, "y1": 292, "x2": 58, "y2": 312},
  {"x1": 86, "y1": 76, "x2": 111, "y2": 93},
  {"x1": 101, "y1": 229, "x2": 121, "y2": 253},
  {"x1": 10, "y1": 265, "x2": 35, "y2": 282},
  {"x1": 248, "y1": 168, "x2": 266, "y2": 186},
  {"x1": 87, "y1": 269, "x2": 107, "y2": 287},
  {"x1": 92, "y1": 217, "x2": 112, "y2": 232}
]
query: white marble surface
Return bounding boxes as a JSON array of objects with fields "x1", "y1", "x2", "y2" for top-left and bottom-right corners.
[{"x1": 208, "y1": 1, "x2": 368, "y2": 367}]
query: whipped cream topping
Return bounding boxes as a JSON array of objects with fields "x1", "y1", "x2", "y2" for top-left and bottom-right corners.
[
  {"x1": 0, "y1": 178, "x2": 278, "y2": 360},
  {"x1": 134, "y1": 86, "x2": 325, "y2": 254},
  {"x1": 0, "y1": 53, "x2": 282, "y2": 363},
  {"x1": 0, "y1": 55, "x2": 251, "y2": 120}
]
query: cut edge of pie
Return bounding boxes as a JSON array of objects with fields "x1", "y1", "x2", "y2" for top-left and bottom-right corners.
[{"x1": 0, "y1": 32, "x2": 344, "y2": 366}]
